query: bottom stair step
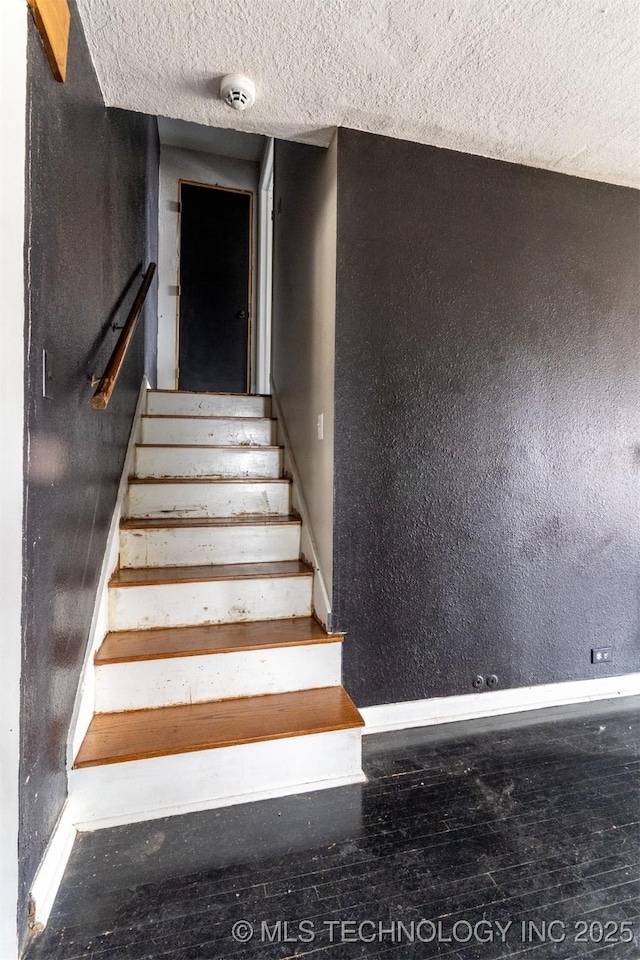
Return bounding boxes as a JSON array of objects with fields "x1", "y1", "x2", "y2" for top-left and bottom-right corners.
[
  {"x1": 69, "y1": 688, "x2": 365, "y2": 829},
  {"x1": 75, "y1": 687, "x2": 363, "y2": 766}
]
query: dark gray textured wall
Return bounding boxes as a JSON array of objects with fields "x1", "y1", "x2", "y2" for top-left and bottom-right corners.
[
  {"x1": 20, "y1": 3, "x2": 157, "y2": 937},
  {"x1": 334, "y1": 128, "x2": 640, "y2": 708}
]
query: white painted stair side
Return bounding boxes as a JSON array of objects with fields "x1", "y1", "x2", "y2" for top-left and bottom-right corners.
[
  {"x1": 126, "y1": 479, "x2": 291, "y2": 519},
  {"x1": 95, "y1": 640, "x2": 343, "y2": 712},
  {"x1": 146, "y1": 391, "x2": 271, "y2": 419},
  {"x1": 141, "y1": 416, "x2": 277, "y2": 447},
  {"x1": 120, "y1": 519, "x2": 302, "y2": 568},
  {"x1": 108, "y1": 573, "x2": 313, "y2": 631},
  {"x1": 69, "y1": 728, "x2": 364, "y2": 830},
  {"x1": 135, "y1": 444, "x2": 283, "y2": 479}
]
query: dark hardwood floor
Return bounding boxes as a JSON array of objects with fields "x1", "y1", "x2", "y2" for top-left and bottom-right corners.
[{"x1": 25, "y1": 696, "x2": 640, "y2": 959}]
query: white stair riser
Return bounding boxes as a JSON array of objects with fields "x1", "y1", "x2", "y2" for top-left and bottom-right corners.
[
  {"x1": 146, "y1": 392, "x2": 271, "y2": 419},
  {"x1": 95, "y1": 642, "x2": 342, "y2": 712},
  {"x1": 108, "y1": 576, "x2": 313, "y2": 631},
  {"x1": 141, "y1": 417, "x2": 277, "y2": 447},
  {"x1": 126, "y1": 480, "x2": 291, "y2": 519},
  {"x1": 69, "y1": 729, "x2": 364, "y2": 829},
  {"x1": 135, "y1": 446, "x2": 282, "y2": 479},
  {"x1": 120, "y1": 523, "x2": 301, "y2": 568}
]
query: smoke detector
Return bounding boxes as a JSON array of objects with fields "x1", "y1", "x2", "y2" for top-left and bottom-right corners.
[{"x1": 220, "y1": 74, "x2": 256, "y2": 111}]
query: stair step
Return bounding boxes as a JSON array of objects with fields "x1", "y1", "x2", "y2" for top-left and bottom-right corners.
[
  {"x1": 126, "y1": 477, "x2": 291, "y2": 519},
  {"x1": 146, "y1": 390, "x2": 271, "y2": 419},
  {"x1": 75, "y1": 687, "x2": 364, "y2": 768},
  {"x1": 69, "y1": 687, "x2": 364, "y2": 828},
  {"x1": 94, "y1": 618, "x2": 343, "y2": 712},
  {"x1": 108, "y1": 561, "x2": 313, "y2": 631},
  {"x1": 135, "y1": 444, "x2": 282, "y2": 479},
  {"x1": 120, "y1": 514, "x2": 299, "y2": 529},
  {"x1": 96, "y1": 617, "x2": 340, "y2": 663},
  {"x1": 141, "y1": 415, "x2": 277, "y2": 447},
  {"x1": 119, "y1": 515, "x2": 302, "y2": 568},
  {"x1": 110, "y1": 559, "x2": 311, "y2": 586}
]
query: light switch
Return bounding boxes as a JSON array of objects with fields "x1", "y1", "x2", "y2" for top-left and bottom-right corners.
[
  {"x1": 42, "y1": 349, "x2": 54, "y2": 400},
  {"x1": 317, "y1": 413, "x2": 324, "y2": 441}
]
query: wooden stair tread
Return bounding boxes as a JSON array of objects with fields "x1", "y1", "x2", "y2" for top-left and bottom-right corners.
[
  {"x1": 120, "y1": 514, "x2": 300, "y2": 530},
  {"x1": 109, "y1": 560, "x2": 312, "y2": 587},
  {"x1": 128, "y1": 477, "x2": 289, "y2": 485},
  {"x1": 74, "y1": 687, "x2": 364, "y2": 768},
  {"x1": 136, "y1": 443, "x2": 281, "y2": 450},
  {"x1": 149, "y1": 390, "x2": 270, "y2": 398},
  {"x1": 142, "y1": 415, "x2": 275, "y2": 422},
  {"x1": 96, "y1": 617, "x2": 340, "y2": 664}
]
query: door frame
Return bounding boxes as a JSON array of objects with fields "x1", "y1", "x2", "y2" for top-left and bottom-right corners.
[
  {"x1": 175, "y1": 178, "x2": 254, "y2": 393},
  {"x1": 256, "y1": 138, "x2": 274, "y2": 395}
]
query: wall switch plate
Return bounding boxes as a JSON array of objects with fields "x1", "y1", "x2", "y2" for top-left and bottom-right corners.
[
  {"x1": 591, "y1": 647, "x2": 612, "y2": 664},
  {"x1": 317, "y1": 413, "x2": 324, "y2": 441}
]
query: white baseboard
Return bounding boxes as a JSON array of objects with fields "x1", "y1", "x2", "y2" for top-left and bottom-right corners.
[
  {"x1": 269, "y1": 382, "x2": 332, "y2": 628},
  {"x1": 361, "y1": 673, "x2": 640, "y2": 735},
  {"x1": 67, "y1": 377, "x2": 149, "y2": 764},
  {"x1": 28, "y1": 802, "x2": 76, "y2": 931}
]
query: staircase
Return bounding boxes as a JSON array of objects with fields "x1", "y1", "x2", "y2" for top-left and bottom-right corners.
[{"x1": 70, "y1": 390, "x2": 364, "y2": 829}]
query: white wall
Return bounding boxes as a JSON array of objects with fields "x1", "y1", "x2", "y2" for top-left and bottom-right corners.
[
  {"x1": 271, "y1": 136, "x2": 337, "y2": 602},
  {"x1": 156, "y1": 146, "x2": 259, "y2": 390},
  {"x1": 0, "y1": 2, "x2": 27, "y2": 956}
]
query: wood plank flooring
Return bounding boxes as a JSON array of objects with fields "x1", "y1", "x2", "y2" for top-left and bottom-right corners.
[{"x1": 26, "y1": 696, "x2": 640, "y2": 959}]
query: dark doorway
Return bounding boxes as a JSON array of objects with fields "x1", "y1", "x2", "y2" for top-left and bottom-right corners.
[{"x1": 178, "y1": 181, "x2": 252, "y2": 393}]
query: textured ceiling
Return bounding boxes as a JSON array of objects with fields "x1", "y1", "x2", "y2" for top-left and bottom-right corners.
[{"x1": 77, "y1": 0, "x2": 639, "y2": 186}]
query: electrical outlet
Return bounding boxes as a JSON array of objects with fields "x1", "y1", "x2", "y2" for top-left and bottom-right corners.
[
  {"x1": 591, "y1": 647, "x2": 612, "y2": 664},
  {"x1": 317, "y1": 413, "x2": 324, "y2": 441}
]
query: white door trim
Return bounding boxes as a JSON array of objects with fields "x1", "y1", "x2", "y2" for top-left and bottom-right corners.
[
  {"x1": 256, "y1": 138, "x2": 274, "y2": 395},
  {"x1": 156, "y1": 148, "x2": 260, "y2": 391}
]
